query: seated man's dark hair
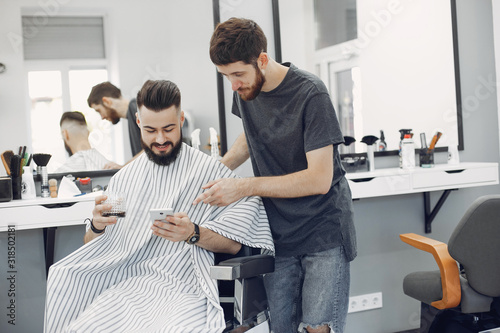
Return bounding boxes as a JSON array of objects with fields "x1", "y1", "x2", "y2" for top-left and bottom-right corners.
[{"x1": 136, "y1": 80, "x2": 181, "y2": 112}]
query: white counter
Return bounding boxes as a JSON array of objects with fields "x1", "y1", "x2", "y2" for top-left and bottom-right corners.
[
  {"x1": 0, "y1": 192, "x2": 100, "y2": 232},
  {"x1": 346, "y1": 162, "x2": 499, "y2": 233},
  {"x1": 346, "y1": 162, "x2": 498, "y2": 199}
]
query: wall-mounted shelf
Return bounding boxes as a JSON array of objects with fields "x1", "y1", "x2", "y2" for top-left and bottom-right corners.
[{"x1": 346, "y1": 162, "x2": 499, "y2": 232}]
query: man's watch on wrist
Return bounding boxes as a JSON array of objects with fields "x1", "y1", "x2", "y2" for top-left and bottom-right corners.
[{"x1": 185, "y1": 223, "x2": 200, "y2": 244}]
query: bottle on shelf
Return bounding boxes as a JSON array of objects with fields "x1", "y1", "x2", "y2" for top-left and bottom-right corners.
[
  {"x1": 401, "y1": 134, "x2": 416, "y2": 169},
  {"x1": 378, "y1": 130, "x2": 387, "y2": 152}
]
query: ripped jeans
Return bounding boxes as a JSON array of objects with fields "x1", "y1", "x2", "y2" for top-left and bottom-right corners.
[{"x1": 263, "y1": 246, "x2": 350, "y2": 333}]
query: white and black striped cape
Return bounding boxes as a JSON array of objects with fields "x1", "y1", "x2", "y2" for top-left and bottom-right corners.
[
  {"x1": 55, "y1": 148, "x2": 112, "y2": 173},
  {"x1": 44, "y1": 144, "x2": 274, "y2": 333}
]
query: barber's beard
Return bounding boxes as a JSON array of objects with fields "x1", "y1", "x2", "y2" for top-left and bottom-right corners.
[
  {"x1": 239, "y1": 67, "x2": 266, "y2": 101},
  {"x1": 142, "y1": 135, "x2": 182, "y2": 166}
]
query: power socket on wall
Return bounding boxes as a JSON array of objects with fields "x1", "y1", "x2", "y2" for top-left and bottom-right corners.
[{"x1": 348, "y1": 292, "x2": 383, "y2": 313}]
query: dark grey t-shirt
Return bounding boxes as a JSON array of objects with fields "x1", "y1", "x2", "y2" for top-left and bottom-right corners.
[
  {"x1": 127, "y1": 98, "x2": 142, "y2": 157},
  {"x1": 232, "y1": 63, "x2": 357, "y2": 260}
]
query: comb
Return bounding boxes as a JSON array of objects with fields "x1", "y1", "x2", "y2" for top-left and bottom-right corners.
[{"x1": 1, "y1": 150, "x2": 14, "y2": 176}]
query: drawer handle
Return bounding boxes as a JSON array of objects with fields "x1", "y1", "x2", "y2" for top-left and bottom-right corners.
[
  {"x1": 41, "y1": 202, "x2": 77, "y2": 209},
  {"x1": 445, "y1": 169, "x2": 465, "y2": 174},
  {"x1": 350, "y1": 177, "x2": 375, "y2": 183}
]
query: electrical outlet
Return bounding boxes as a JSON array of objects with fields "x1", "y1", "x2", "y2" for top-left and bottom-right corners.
[{"x1": 348, "y1": 292, "x2": 383, "y2": 313}]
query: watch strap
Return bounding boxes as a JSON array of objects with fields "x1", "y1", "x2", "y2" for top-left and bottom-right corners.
[{"x1": 185, "y1": 223, "x2": 200, "y2": 244}]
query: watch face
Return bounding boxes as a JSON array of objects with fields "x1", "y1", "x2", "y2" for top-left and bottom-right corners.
[{"x1": 189, "y1": 235, "x2": 200, "y2": 244}]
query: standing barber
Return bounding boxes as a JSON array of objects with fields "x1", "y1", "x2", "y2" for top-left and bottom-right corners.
[
  {"x1": 194, "y1": 18, "x2": 357, "y2": 333},
  {"x1": 87, "y1": 81, "x2": 142, "y2": 167}
]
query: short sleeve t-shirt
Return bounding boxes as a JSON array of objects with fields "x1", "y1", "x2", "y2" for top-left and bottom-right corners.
[
  {"x1": 232, "y1": 63, "x2": 357, "y2": 260},
  {"x1": 127, "y1": 98, "x2": 142, "y2": 157}
]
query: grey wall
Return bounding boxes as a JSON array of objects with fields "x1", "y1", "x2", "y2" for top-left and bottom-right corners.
[{"x1": 0, "y1": 225, "x2": 86, "y2": 332}]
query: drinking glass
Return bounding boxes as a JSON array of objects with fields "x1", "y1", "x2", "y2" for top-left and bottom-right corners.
[{"x1": 101, "y1": 191, "x2": 127, "y2": 218}]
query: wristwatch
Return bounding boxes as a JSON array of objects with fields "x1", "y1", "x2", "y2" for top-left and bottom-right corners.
[{"x1": 185, "y1": 223, "x2": 200, "y2": 244}]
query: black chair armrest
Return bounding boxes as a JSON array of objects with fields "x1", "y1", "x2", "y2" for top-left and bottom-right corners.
[{"x1": 210, "y1": 254, "x2": 274, "y2": 280}]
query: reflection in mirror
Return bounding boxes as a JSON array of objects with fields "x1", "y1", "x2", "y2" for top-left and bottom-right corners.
[
  {"x1": 21, "y1": 4, "x2": 214, "y2": 174},
  {"x1": 55, "y1": 111, "x2": 113, "y2": 173},
  {"x1": 314, "y1": 0, "x2": 357, "y2": 50},
  {"x1": 335, "y1": 67, "x2": 362, "y2": 154},
  {"x1": 283, "y1": 0, "x2": 463, "y2": 156},
  {"x1": 28, "y1": 69, "x2": 112, "y2": 173},
  {"x1": 23, "y1": 14, "x2": 113, "y2": 173}
]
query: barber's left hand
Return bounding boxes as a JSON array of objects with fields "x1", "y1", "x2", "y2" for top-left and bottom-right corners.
[
  {"x1": 192, "y1": 178, "x2": 244, "y2": 207},
  {"x1": 151, "y1": 212, "x2": 194, "y2": 242}
]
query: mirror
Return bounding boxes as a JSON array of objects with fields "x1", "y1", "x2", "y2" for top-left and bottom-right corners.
[
  {"x1": 280, "y1": 0, "x2": 463, "y2": 156},
  {"x1": 16, "y1": 1, "x2": 219, "y2": 174}
]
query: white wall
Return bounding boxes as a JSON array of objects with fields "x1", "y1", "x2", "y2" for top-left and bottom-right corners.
[
  {"x1": 0, "y1": 0, "x2": 219, "y2": 175},
  {"x1": 0, "y1": 1, "x2": 31, "y2": 170}
]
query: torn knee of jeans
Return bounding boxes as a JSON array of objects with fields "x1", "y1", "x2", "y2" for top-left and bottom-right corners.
[{"x1": 298, "y1": 321, "x2": 334, "y2": 333}]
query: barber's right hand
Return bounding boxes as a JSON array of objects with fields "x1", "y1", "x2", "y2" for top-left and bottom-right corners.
[{"x1": 91, "y1": 194, "x2": 118, "y2": 230}]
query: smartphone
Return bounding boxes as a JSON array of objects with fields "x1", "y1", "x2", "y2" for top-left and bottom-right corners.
[{"x1": 150, "y1": 208, "x2": 174, "y2": 221}]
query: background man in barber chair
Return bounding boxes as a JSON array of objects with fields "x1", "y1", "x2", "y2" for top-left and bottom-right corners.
[
  {"x1": 194, "y1": 18, "x2": 357, "y2": 333},
  {"x1": 55, "y1": 111, "x2": 116, "y2": 172}
]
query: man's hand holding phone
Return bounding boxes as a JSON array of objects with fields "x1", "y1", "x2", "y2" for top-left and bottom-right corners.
[{"x1": 150, "y1": 210, "x2": 196, "y2": 243}]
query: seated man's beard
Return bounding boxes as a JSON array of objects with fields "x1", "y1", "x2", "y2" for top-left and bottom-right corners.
[{"x1": 141, "y1": 137, "x2": 182, "y2": 166}]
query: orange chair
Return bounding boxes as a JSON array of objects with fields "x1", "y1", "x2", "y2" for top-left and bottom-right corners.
[{"x1": 400, "y1": 195, "x2": 500, "y2": 332}]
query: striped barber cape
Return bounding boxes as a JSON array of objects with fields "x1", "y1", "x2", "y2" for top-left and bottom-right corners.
[{"x1": 44, "y1": 143, "x2": 274, "y2": 333}]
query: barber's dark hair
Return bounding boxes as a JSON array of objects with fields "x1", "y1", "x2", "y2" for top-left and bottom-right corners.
[
  {"x1": 210, "y1": 17, "x2": 267, "y2": 66},
  {"x1": 87, "y1": 82, "x2": 122, "y2": 107},
  {"x1": 136, "y1": 80, "x2": 181, "y2": 112},
  {"x1": 60, "y1": 111, "x2": 87, "y2": 127}
]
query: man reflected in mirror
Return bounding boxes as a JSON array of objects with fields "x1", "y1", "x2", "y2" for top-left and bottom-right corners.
[
  {"x1": 87, "y1": 82, "x2": 142, "y2": 167},
  {"x1": 55, "y1": 111, "x2": 117, "y2": 173}
]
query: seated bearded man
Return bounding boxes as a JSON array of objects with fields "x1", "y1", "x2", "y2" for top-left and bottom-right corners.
[{"x1": 44, "y1": 80, "x2": 274, "y2": 333}]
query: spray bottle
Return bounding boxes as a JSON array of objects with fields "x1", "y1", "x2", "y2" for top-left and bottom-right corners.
[
  {"x1": 398, "y1": 129, "x2": 412, "y2": 168},
  {"x1": 401, "y1": 133, "x2": 416, "y2": 169},
  {"x1": 378, "y1": 130, "x2": 387, "y2": 152},
  {"x1": 21, "y1": 166, "x2": 36, "y2": 199}
]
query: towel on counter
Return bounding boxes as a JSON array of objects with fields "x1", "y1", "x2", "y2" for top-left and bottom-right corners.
[{"x1": 44, "y1": 144, "x2": 274, "y2": 333}]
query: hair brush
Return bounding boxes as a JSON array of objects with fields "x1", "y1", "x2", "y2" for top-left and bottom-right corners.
[
  {"x1": 1, "y1": 150, "x2": 14, "y2": 176},
  {"x1": 32, "y1": 153, "x2": 52, "y2": 167},
  {"x1": 33, "y1": 153, "x2": 52, "y2": 198}
]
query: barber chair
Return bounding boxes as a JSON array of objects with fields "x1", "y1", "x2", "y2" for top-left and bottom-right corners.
[
  {"x1": 211, "y1": 246, "x2": 274, "y2": 332},
  {"x1": 400, "y1": 195, "x2": 500, "y2": 333}
]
